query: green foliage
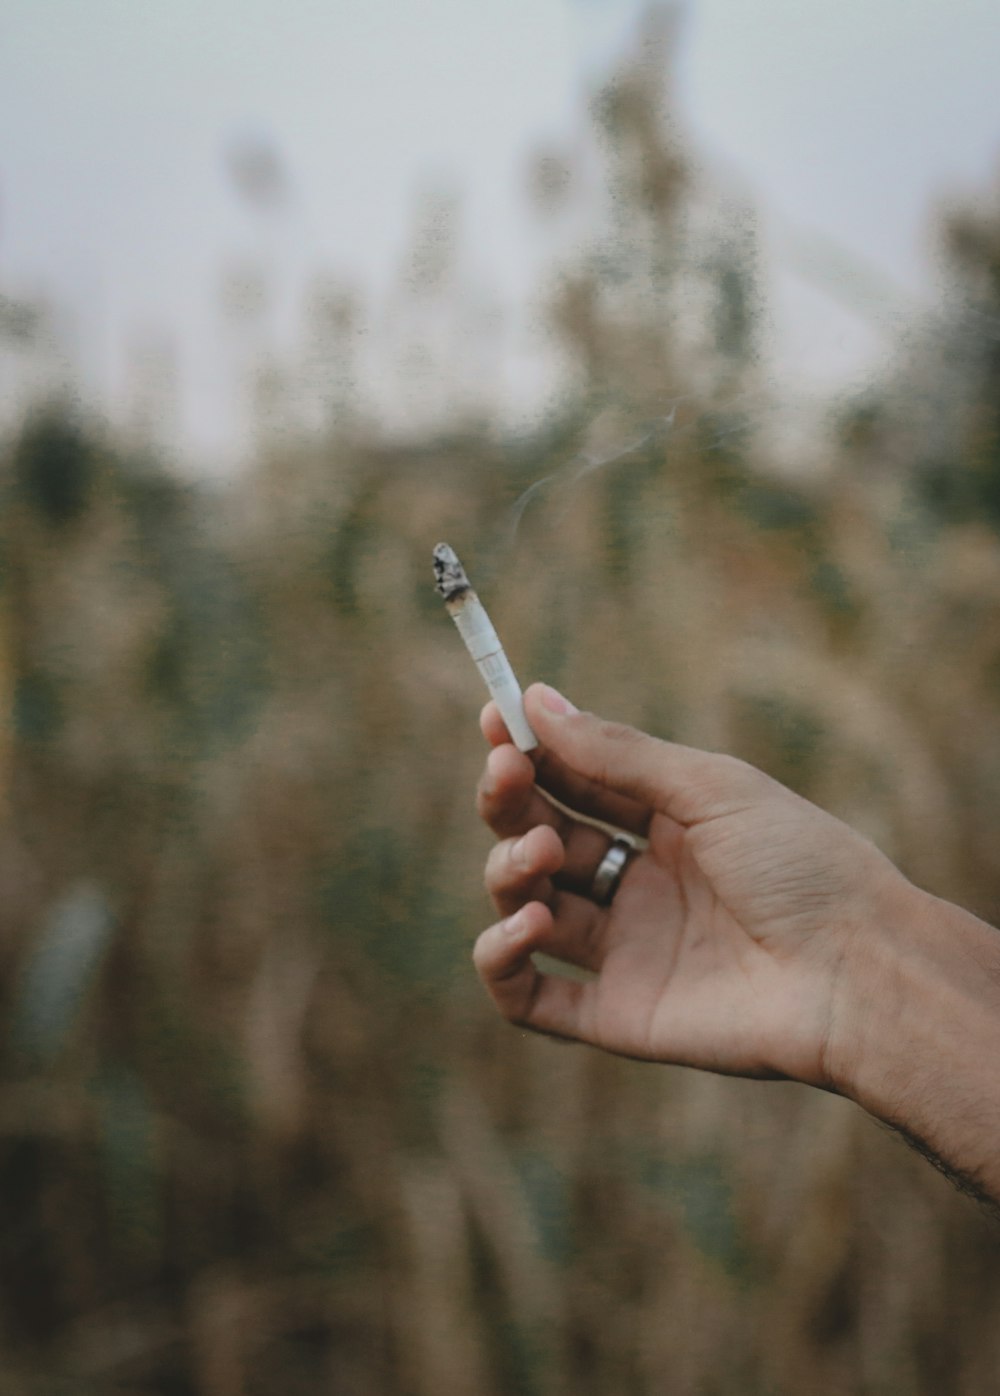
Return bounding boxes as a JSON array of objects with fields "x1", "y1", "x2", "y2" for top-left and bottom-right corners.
[
  {"x1": 637, "y1": 1149, "x2": 751, "y2": 1281},
  {"x1": 13, "y1": 669, "x2": 63, "y2": 744},
  {"x1": 13, "y1": 406, "x2": 100, "y2": 526},
  {"x1": 731, "y1": 693, "x2": 826, "y2": 792}
]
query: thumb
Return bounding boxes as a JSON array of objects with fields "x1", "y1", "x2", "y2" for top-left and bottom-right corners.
[{"x1": 523, "y1": 683, "x2": 758, "y2": 827}]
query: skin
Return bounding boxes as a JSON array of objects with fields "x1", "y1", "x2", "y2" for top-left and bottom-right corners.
[{"x1": 474, "y1": 683, "x2": 1000, "y2": 1208}]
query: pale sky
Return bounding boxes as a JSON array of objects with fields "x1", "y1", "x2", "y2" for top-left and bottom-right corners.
[{"x1": 1, "y1": 0, "x2": 999, "y2": 464}]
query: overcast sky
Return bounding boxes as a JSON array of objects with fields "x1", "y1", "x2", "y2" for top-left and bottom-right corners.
[{"x1": 2, "y1": 0, "x2": 999, "y2": 463}]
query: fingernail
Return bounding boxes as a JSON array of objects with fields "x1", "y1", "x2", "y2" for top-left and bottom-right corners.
[
  {"x1": 538, "y1": 684, "x2": 578, "y2": 716},
  {"x1": 512, "y1": 835, "x2": 530, "y2": 868}
]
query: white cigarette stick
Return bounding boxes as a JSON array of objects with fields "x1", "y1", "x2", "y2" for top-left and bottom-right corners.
[{"x1": 433, "y1": 543, "x2": 538, "y2": 752}]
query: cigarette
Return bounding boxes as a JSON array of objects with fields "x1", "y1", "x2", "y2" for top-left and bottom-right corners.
[{"x1": 433, "y1": 543, "x2": 538, "y2": 752}]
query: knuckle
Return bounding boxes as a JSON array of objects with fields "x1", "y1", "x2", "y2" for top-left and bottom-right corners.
[
  {"x1": 596, "y1": 718, "x2": 646, "y2": 750},
  {"x1": 694, "y1": 752, "x2": 772, "y2": 814},
  {"x1": 471, "y1": 933, "x2": 493, "y2": 975},
  {"x1": 717, "y1": 753, "x2": 768, "y2": 792},
  {"x1": 474, "y1": 776, "x2": 493, "y2": 819},
  {"x1": 591, "y1": 718, "x2": 661, "y2": 789},
  {"x1": 482, "y1": 843, "x2": 508, "y2": 893}
]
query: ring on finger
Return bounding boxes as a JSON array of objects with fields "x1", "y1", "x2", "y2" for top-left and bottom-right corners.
[{"x1": 590, "y1": 836, "x2": 635, "y2": 906}]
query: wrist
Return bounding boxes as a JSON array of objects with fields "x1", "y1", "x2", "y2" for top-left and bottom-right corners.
[{"x1": 830, "y1": 871, "x2": 1000, "y2": 1200}]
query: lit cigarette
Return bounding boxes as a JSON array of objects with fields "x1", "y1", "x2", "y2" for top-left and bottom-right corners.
[{"x1": 433, "y1": 543, "x2": 538, "y2": 752}]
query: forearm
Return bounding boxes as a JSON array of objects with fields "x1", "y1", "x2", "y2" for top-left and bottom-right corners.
[{"x1": 835, "y1": 877, "x2": 1000, "y2": 1208}]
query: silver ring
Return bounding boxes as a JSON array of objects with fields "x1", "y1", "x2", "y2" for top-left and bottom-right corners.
[{"x1": 590, "y1": 836, "x2": 633, "y2": 905}]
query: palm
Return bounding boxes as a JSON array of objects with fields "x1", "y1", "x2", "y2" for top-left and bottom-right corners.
[{"x1": 574, "y1": 800, "x2": 882, "y2": 1084}]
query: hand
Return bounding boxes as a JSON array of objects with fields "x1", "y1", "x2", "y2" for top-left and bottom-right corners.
[{"x1": 473, "y1": 683, "x2": 908, "y2": 1091}]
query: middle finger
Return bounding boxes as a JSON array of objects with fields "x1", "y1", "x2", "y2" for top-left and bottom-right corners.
[{"x1": 478, "y1": 744, "x2": 640, "y2": 896}]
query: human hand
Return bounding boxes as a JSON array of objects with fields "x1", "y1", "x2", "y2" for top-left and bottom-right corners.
[{"x1": 473, "y1": 684, "x2": 909, "y2": 1092}]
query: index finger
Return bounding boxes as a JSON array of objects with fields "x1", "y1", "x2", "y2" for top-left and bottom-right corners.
[{"x1": 480, "y1": 701, "x2": 652, "y2": 838}]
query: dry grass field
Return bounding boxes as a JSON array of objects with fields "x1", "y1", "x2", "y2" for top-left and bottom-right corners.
[{"x1": 2, "y1": 33, "x2": 1000, "y2": 1396}]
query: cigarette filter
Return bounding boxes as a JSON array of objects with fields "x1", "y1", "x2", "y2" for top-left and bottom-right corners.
[{"x1": 433, "y1": 543, "x2": 538, "y2": 752}]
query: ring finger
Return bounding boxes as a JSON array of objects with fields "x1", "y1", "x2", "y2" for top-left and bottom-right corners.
[
  {"x1": 486, "y1": 822, "x2": 635, "y2": 920},
  {"x1": 485, "y1": 826, "x2": 564, "y2": 918}
]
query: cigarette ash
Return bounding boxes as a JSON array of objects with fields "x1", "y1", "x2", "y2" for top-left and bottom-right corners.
[{"x1": 433, "y1": 543, "x2": 472, "y2": 601}]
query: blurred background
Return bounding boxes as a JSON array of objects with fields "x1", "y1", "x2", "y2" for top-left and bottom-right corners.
[{"x1": 2, "y1": 1, "x2": 1000, "y2": 1392}]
